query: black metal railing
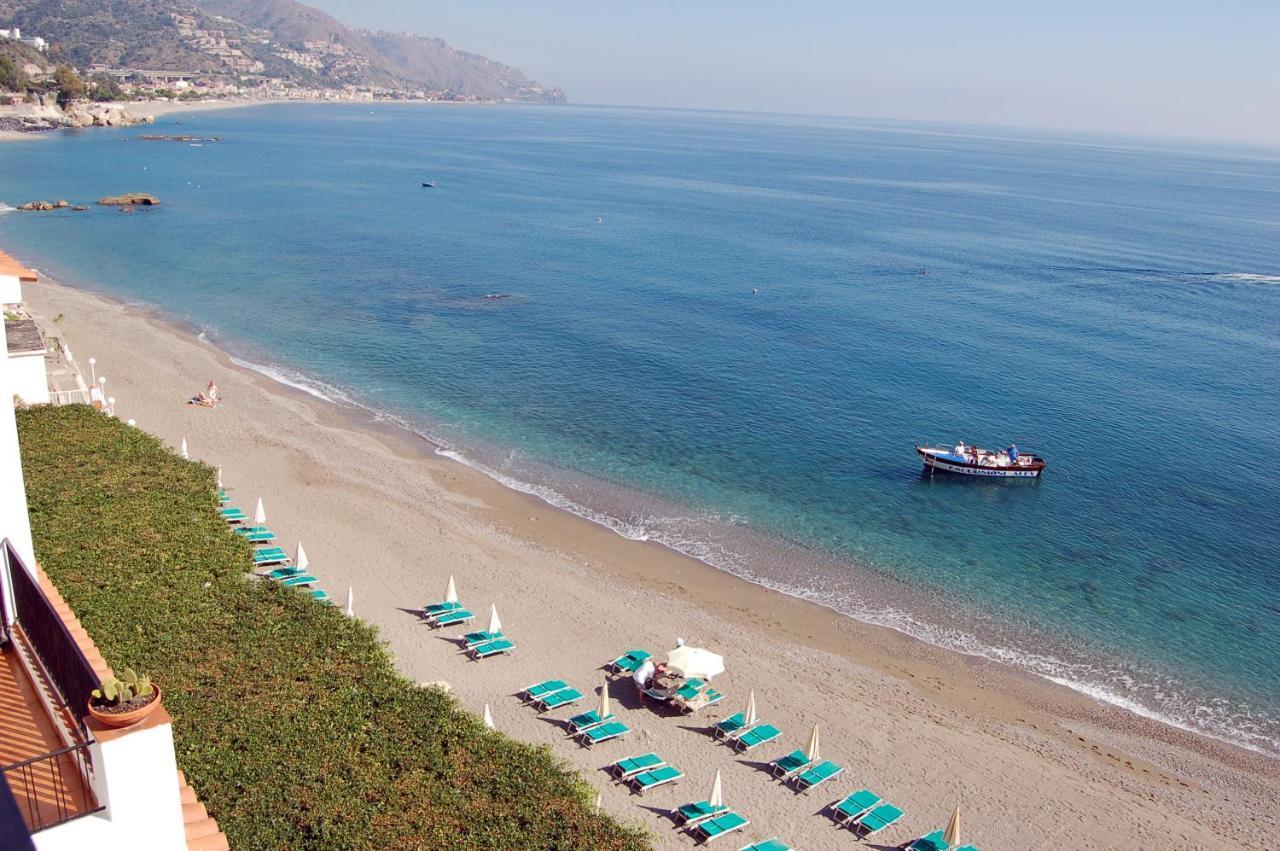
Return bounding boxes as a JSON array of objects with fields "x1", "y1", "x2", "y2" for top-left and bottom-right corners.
[
  {"x1": 2, "y1": 541, "x2": 100, "y2": 735},
  {"x1": 1, "y1": 744, "x2": 103, "y2": 833}
]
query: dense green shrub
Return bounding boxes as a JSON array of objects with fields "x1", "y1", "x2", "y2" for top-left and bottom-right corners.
[{"x1": 17, "y1": 406, "x2": 647, "y2": 850}]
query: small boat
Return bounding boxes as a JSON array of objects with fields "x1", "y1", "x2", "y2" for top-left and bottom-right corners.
[
  {"x1": 421, "y1": 181, "x2": 435, "y2": 188},
  {"x1": 915, "y1": 442, "x2": 1045, "y2": 478}
]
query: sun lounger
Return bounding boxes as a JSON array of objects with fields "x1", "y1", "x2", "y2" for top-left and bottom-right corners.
[
  {"x1": 789, "y1": 759, "x2": 843, "y2": 793},
  {"x1": 830, "y1": 788, "x2": 881, "y2": 825},
  {"x1": 533, "y1": 687, "x2": 583, "y2": 712},
  {"x1": 310, "y1": 589, "x2": 330, "y2": 603},
  {"x1": 261, "y1": 564, "x2": 306, "y2": 578},
  {"x1": 468, "y1": 638, "x2": 515, "y2": 660},
  {"x1": 905, "y1": 830, "x2": 949, "y2": 851},
  {"x1": 681, "y1": 687, "x2": 723, "y2": 714},
  {"x1": 218, "y1": 490, "x2": 230, "y2": 504},
  {"x1": 768, "y1": 749, "x2": 812, "y2": 779},
  {"x1": 461, "y1": 629, "x2": 503, "y2": 648},
  {"x1": 606, "y1": 649, "x2": 652, "y2": 675},
  {"x1": 627, "y1": 764, "x2": 683, "y2": 794},
  {"x1": 575, "y1": 720, "x2": 630, "y2": 747},
  {"x1": 253, "y1": 549, "x2": 290, "y2": 566},
  {"x1": 237, "y1": 528, "x2": 276, "y2": 543},
  {"x1": 423, "y1": 600, "x2": 464, "y2": 618},
  {"x1": 852, "y1": 803, "x2": 905, "y2": 837},
  {"x1": 674, "y1": 678, "x2": 706, "y2": 700},
  {"x1": 429, "y1": 609, "x2": 475, "y2": 628},
  {"x1": 738, "y1": 840, "x2": 790, "y2": 851},
  {"x1": 565, "y1": 708, "x2": 615, "y2": 735},
  {"x1": 731, "y1": 723, "x2": 781, "y2": 753},
  {"x1": 221, "y1": 508, "x2": 246, "y2": 524},
  {"x1": 518, "y1": 679, "x2": 568, "y2": 702},
  {"x1": 711, "y1": 712, "x2": 751, "y2": 740},
  {"x1": 687, "y1": 811, "x2": 749, "y2": 844},
  {"x1": 608, "y1": 752, "x2": 664, "y2": 780},
  {"x1": 278, "y1": 574, "x2": 317, "y2": 587},
  {"x1": 673, "y1": 800, "x2": 729, "y2": 827}
]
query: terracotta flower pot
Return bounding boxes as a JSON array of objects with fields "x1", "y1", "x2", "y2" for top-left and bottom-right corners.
[{"x1": 87, "y1": 684, "x2": 163, "y2": 728}]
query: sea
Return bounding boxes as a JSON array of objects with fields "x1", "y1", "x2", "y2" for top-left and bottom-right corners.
[{"x1": 2, "y1": 104, "x2": 1277, "y2": 756}]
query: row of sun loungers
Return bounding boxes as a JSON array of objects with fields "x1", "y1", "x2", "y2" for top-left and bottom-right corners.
[
  {"x1": 221, "y1": 492, "x2": 329, "y2": 603},
  {"x1": 519, "y1": 679, "x2": 633, "y2": 746},
  {"x1": 421, "y1": 597, "x2": 516, "y2": 660}
]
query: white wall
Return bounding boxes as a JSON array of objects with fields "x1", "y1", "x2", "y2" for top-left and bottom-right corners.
[
  {"x1": 0, "y1": 272, "x2": 21, "y2": 305},
  {"x1": 0, "y1": 318, "x2": 35, "y2": 576},
  {"x1": 8, "y1": 351, "x2": 49, "y2": 406}
]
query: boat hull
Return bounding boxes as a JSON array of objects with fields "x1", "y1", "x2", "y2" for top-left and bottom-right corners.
[{"x1": 916, "y1": 447, "x2": 1044, "y2": 478}]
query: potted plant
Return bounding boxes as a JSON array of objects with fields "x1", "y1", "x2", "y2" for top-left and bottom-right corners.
[{"x1": 87, "y1": 668, "x2": 162, "y2": 728}]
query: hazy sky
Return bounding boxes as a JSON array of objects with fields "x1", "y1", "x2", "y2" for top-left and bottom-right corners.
[{"x1": 311, "y1": 1, "x2": 1278, "y2": 144}]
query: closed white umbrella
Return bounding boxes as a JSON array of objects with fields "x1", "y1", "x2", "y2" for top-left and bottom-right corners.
[
  {"x1": 665, "y1": 645, "x2": 725, "y2": 680},
  {"x1": 599, "y1": 679, "x2": 611, "y2": 719},
  {"x1": 254, "y1": 497, "x2": 266, "y2": 525},
  {"x1": 708, "y1": 769, "x2": 723, "y2": 809},
  {"x1": 593, "y1": 791, "x2": 602, "y2": 812},
  {"x1": 295, "y1": 542, "x2": 309, "y2": 571},
  {"x1": 806, "y1": 723, "x2": 821, "y2": 762},
  {"x1": 180, "y1": 437, "x2": 189, "y2": 459},
  {"x1": 482, "y1": 703, "x2": 494, "y2": 730},
  {"x1": 216, "y1": 465, "x2": 223, "y2": 488},
  {"x1": 744, "y1": 690, "x2": 758, "y2": 726},
  {"x1": 944, "y1": 805, "x2": 961, "y2": 846},
  {"x1": 487, "y1": 604, "x2": 502, "y2": 635},
  {"x1": 444, "y1": 575, "x2": 458, "y2": 603},
  {"x1": 346, "y1": 587, "x2": 354, "y2": 617}
]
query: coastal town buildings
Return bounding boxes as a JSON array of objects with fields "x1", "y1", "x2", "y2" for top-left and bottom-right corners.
[
  {"x1": 0, "y1": 249, "x2": 228, "y2": 850},
  {"x1": 0, "y1": 28, "x2": 48, "y2": 53}
]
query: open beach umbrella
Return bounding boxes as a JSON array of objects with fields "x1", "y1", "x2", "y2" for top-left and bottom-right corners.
[
  {"x1": 444, "y1": 575, "x2": 458, "y2": 604},
  {"x1": 254, "y1": 497, "x2": 267, "y2": 525},
  {"x1": 806, "y1": 723, "x2": 821, "y2": 762},
  {"x1": 295, "y1": 543, "x2": 309, "y2": 571},
  {"x1": 944, "y1": 805, "x2": 961, "y2": 846},
  {"x1": 488, "y1": 604, "x2": 502, "y2": 635},
  {"x1": 599, "y1": 679, "x2": 611, "y2": 719},
  {"x1": 482, "y1": 703, "x2": 494, "y2": 730},
  {"x1": 744, "y1": 690, "x2": 758, "y2": 726},
  {"x1": 665, "y1": 645, "x2": 725, "y2": 680},
  {"x1": 346, "y1": 587, "x2": 354, "y2": 617},
  {"x1": 708, "y1": 769, "x2": 723, "y2": 809},
  {"x1": 180, "y1": 437, "x2": 189, "y2": 459}
]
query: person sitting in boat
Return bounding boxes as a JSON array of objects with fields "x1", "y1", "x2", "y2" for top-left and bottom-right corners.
[
  {"x1": 954, "y1": 441, "x2": 966, "y2": 458},
  {"x1": 1008, "y1": 444, "x2": 1019, "y2": 462}
]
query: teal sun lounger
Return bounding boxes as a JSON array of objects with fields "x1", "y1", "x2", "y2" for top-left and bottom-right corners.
[
  {"x1": 565, "y1": 708, "x2": 614, "y2": 735},
  {"x1": 626, "y1": 764, "x2": 682, "y2": 794},
  {"x1": 673, "y1": 800, "x2": 728, "y2": 827},
  {"x1": 253, "y1": 549, "x2": 290, "y2": 566},
  {"x1": 575, "y1": 720, "x2": 629, "y2": 747},
  {"x1": 429, "y1": 609, "x2": 475, "y2": 628},
  {"x1": 852, "y1": 803, "x2": 905, "y2": 837},
  {"x1": 711, "y1": 712, "x2": 752, "y2": 741},
  {"x1": 738, "y1": 840, "x2": 790, "y2": 851},
  {"x1": 310, "y1": 589, "x2": 330, "y2": 603},
  {"x1": 731, "y1": 723, "x2": 781, "y2": 753},
  {"x1": 221, "y1": 508, "x2": 246, "y2": 523},
  {"x1": 533, "y1": 687, "x2": 583, "y2": 712},
  {"x1": 461, "y1": 629, "x2": 502, "y2": 648},
  {"x1": 768, "y1": 749, "x2": 812, "y2": 779},
  {"x1": 518, "y1": 679, "x2": 567, "y2": 702},
  {"x1": 608, "y1": 752, "x2": 663, "y2": 780},
  {"x1": 830, "y1": 788, "x2": 881, "y2": 825},
  {"x1": 424, "y1": 600, "x2": 464, "y2": 618},
  {"x1": 237, "y1": 528, "x2": 276, "y2": 543},
  {"x1": 789, "y1": 759, "x2": 843, "y2": 793},
  {"x1": 278, "y1": 574, "x2": 317, "y2": 588},
  {"x1": 906, "y1": 830, "x2": 949, "y2": 851},
  {"x1": 468, "y1": 638, "x2": 514, "y2": 660},
  {"x1": 687, "y1": 811, "x2": 749, "y2": 844},
  {"x1": 606, "y1": 649, "x2": 652, "y2": 675}
]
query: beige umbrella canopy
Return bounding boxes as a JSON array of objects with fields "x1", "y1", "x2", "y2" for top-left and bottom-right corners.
[
  {"x1": 744, "y1": 690, "x2": 758, "y2": 725},
  {"x1": 482, "y1": 703, "x2": 495, "y2": 730},
  {"x1": 806, "y1": 723, "x2": 821, "y2": 762},
  {"x1": 666, "y1": 645, "x2": 725, "y2": 680},
  {"x1": 708, "y1": 769, "x2": 723, "y2": 809},
  {"x1": 944, "y1": 805, "x2": 961, "y2": 846},
  {"x1": 295, "y1": 543, "x2": 309, "y2": 571},
  {"x1": 254, "y1": 497, "x2": 267, "y2": 525},
  {"x1": 598, "y1": 678, "x2": 611, "y2": 719},
  {"x1": 444, "y1": 575, "x2": 458, "y2": 604}
]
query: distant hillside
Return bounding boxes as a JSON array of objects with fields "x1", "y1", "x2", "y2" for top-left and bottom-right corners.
[{"x1": 0, "y1": 0, "x2": 565, "y2": 101}]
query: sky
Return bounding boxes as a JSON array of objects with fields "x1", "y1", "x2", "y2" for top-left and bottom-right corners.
[{"x1": 310, "y1": 1, "x2": 1279, "y2": 145}]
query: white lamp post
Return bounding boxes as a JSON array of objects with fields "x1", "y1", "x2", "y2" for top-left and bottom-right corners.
[
  {"x1": 88, "y1": 357, "x2": 97, "y2": 385},
  {"x1": 107, "y1": 396, "x2": 116, "y2": 416}
]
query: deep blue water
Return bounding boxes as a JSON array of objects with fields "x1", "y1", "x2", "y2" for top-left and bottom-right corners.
[{"x1": 2, "y1": 104, "x2": 1277, "y2": 754}]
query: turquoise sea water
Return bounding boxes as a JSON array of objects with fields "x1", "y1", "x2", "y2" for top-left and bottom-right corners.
[{"x1": 2, "y1": 104, "x2": 1277, "y2": 754}]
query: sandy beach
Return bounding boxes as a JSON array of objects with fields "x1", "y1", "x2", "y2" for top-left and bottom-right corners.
[{"x1": 19, "y1": 275, "x2": 1279, "y2": 850}]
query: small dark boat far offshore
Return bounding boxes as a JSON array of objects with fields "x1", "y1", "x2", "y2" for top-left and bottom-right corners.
[
  {"x1": 915, "y1": 441, "x2": 1045, "y2": 478},
  {"x1": 421, "y1": 181, "x2": 435, "y2": 188}
]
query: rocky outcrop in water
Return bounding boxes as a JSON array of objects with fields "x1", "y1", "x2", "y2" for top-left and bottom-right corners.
[{"x1": 98, "y1": 193, "x2": 160, "y2": 206}]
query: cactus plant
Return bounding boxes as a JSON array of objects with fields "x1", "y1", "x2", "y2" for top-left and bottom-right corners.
[{"x1": 91, "y1": 668, "x2": 156, "y2": 707}]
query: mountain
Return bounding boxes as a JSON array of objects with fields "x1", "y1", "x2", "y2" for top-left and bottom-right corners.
[{"x1": 0, "y1": 0, "x2": 565, "y2": 102}]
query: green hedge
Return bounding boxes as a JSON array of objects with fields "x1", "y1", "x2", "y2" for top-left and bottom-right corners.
[{"x1": 17, "y1": 405, "x2": 648, "y2": 850}]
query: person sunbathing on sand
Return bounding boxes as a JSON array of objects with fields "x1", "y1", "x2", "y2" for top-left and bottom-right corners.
[{"x1": 189, "y1": 380, "x2": 220, "y2": 407}]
